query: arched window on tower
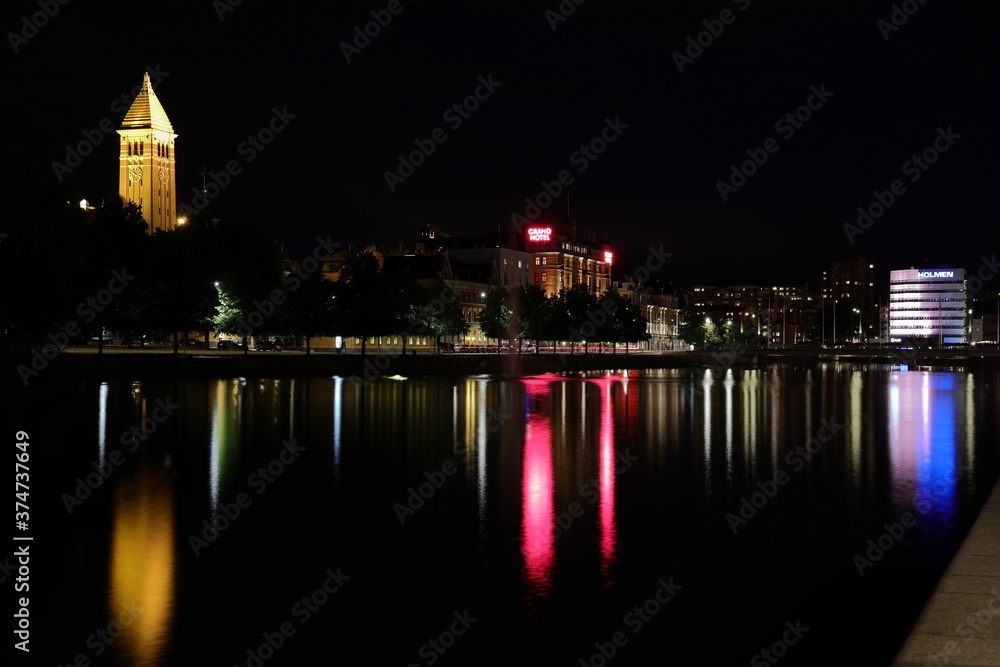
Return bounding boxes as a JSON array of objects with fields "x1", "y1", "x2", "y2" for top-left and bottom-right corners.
[{"x1": 140, "y1": 141, "x2": 144, "y2": 155}]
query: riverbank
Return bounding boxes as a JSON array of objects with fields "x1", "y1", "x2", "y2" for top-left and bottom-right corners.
[{"x1": 5, "y1": 346, "x2": 1000, "y2": 390}]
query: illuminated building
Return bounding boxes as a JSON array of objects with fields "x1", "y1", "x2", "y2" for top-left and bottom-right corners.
[
  {"x1": 690, "y1": 279, "x2": 818, "y2": 344},
  {"x1": 614, "y1": 278, "x2": 682, "y2": 350},
  {"x1": 525, "y1": 220, "x2": 611, "y2": 297},
  {"x1": 118, "y1": 72, "x2": 177, "y2": 234},
  {"x1": 889, "y1": 268, "x2": 967, "y2": 344},
  {"x1": 448, "y1": 261, "x2": 496, "y2": 347}
]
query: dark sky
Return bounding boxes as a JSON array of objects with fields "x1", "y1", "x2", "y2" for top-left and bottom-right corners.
[{"x1": 3, "y1": 0, "x2": 994, "y2": 291}]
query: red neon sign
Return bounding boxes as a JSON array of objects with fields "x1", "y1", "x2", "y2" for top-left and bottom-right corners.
[
  {"x1": 604, "y1": 251, "x2": 613, "y2": 265},
  {"x1": 527, "y1": 227, "x2": 552, "y2": 242}
]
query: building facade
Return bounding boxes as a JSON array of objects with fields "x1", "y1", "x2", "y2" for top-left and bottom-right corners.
[
  {"x1": 525, "y1": 221, "x2": 611, "y2": 297},
  {"x1": 889, "y1": 268, "x2": 967, "y2": 344},
  {"x1": 615, "y1": 279, "x2": 682, "y2": 350},
  {"x1": 689, "y1": 279, "x2": 819, "y2": 344},
  {"x1": 821, "y1": 253, "x2": 876, "y2": 342},
  {"x1": 118, "y1": 72, "x2": 177, "y2": 234}
]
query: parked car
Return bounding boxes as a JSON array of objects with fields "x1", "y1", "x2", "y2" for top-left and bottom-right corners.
[
  {"x1": 256, "y1": 339, "x2": 282, "y2": 351},
  {"x1": 217, "y1": 339, "x2": 240, "y2": 349},
  {"x1": 182, "y1": 337, "x2": 206, "y2": 348}
]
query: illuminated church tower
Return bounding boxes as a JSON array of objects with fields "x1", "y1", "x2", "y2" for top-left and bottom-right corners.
[{"x1": 117, "y1": 72, "x2": 177, "y2": 234}]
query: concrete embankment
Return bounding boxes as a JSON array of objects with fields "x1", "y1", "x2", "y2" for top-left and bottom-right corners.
[{"x1": 892, "y1": 479, "x2": 1000, "y2": 666}]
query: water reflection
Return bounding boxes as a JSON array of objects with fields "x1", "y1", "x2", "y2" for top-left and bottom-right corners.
[
  {"x1": 520, "y1": 377, "x2": 555, "y2": 595},
  {"x1": 59, "y1": 367, "x2": 1000, "y2": 665},
  {"x1": 519, "y1": 374, "x2": 627, "y2": 594},
  {"x1": 888, "y1": 370, "x2": 964, "y2": 534},
  {"x1": 332, "y1": 376, "x2": 343, "y2": 482},
  {"x1": 98, "y1": 382, "x2": 109, "y2": 466},
  {"x1": 209, "y1": 380, "x2": 241, "y2": 516},
  {"x1": 595, "y1": 376, "x2": 617, "y2": 579},
  {"x1": 109, "y1": 461, "x2": 175, "y2": 666}
]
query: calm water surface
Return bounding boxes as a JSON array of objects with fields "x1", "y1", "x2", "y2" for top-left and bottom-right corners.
[{"x1": 21, "y1": 363, "x2": 1000, "y2": 666}]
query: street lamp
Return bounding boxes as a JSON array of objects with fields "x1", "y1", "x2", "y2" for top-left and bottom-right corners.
[{"x1": 852, "y1": 308, "x2": 861, "y2": 343}]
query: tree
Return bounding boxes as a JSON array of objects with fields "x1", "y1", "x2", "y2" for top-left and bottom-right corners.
[
  {"x1": 563, "y1": 284, "x2": 598, "y2": 354},
  {"x1": 274, "y1": 272, "x2": 335, "y2": 355},
  {"x1": 476, "y1": 287, "x2": 512, "y2": 354},
  {"x1": 139, "y1": 229, "x2": 218, "y2": 353},
  {"x1": 211, "y1": 225, "x2": 285, "y2": 353},
  {"x1": 410, "y1": 280, "x2": 469, "y2": 353},
  {"x1": 598, "y1": 289, "x2": 648, "y2": 353},
  {"x1": 517, "y1": 284, "x2": 550, "y2": 354},
  {"x1": 678, "y1": 306, "x2": 709, "y2": 349},
  {"x1": 334, "y1": 251, "x2": 422, "y2": 356},
  {"x1": 77, "y1": 199, "x2": 151, "y2": 350}
]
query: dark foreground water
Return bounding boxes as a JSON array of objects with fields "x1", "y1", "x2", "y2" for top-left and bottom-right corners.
[{"x1": 13, "y1": 363, "x2": 1000, "y2": 666}]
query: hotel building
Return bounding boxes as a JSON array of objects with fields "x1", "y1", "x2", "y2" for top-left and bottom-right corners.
[
  {"x1": 525, "y1": 220, "x2": 612, "y2": 297},
  {"x1": 888, "y1": 268, "x2": 967, "y2": 344}
]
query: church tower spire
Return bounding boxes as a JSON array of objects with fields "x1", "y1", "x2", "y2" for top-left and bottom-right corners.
[{"x1": 117, "y1": 71, "x2": 177, "y2": 234}]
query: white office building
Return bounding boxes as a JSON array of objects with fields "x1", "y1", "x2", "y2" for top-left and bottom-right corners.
[{"x1": 889, "y1": 268, "x2": 967, "y2": 344}]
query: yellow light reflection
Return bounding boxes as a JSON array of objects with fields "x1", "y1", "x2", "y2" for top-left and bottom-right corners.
[{"x1": 110, "y1": 465, "x2": 175, "y2": 666}]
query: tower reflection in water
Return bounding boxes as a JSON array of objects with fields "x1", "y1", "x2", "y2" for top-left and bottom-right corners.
[{"x1": 106, "y1": 383, "x2": 176, "y2": 667}]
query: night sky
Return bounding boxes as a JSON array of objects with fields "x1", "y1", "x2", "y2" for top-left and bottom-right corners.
[{"x1": 3, "y1": 0, "x2": 994, "y2": 291}]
